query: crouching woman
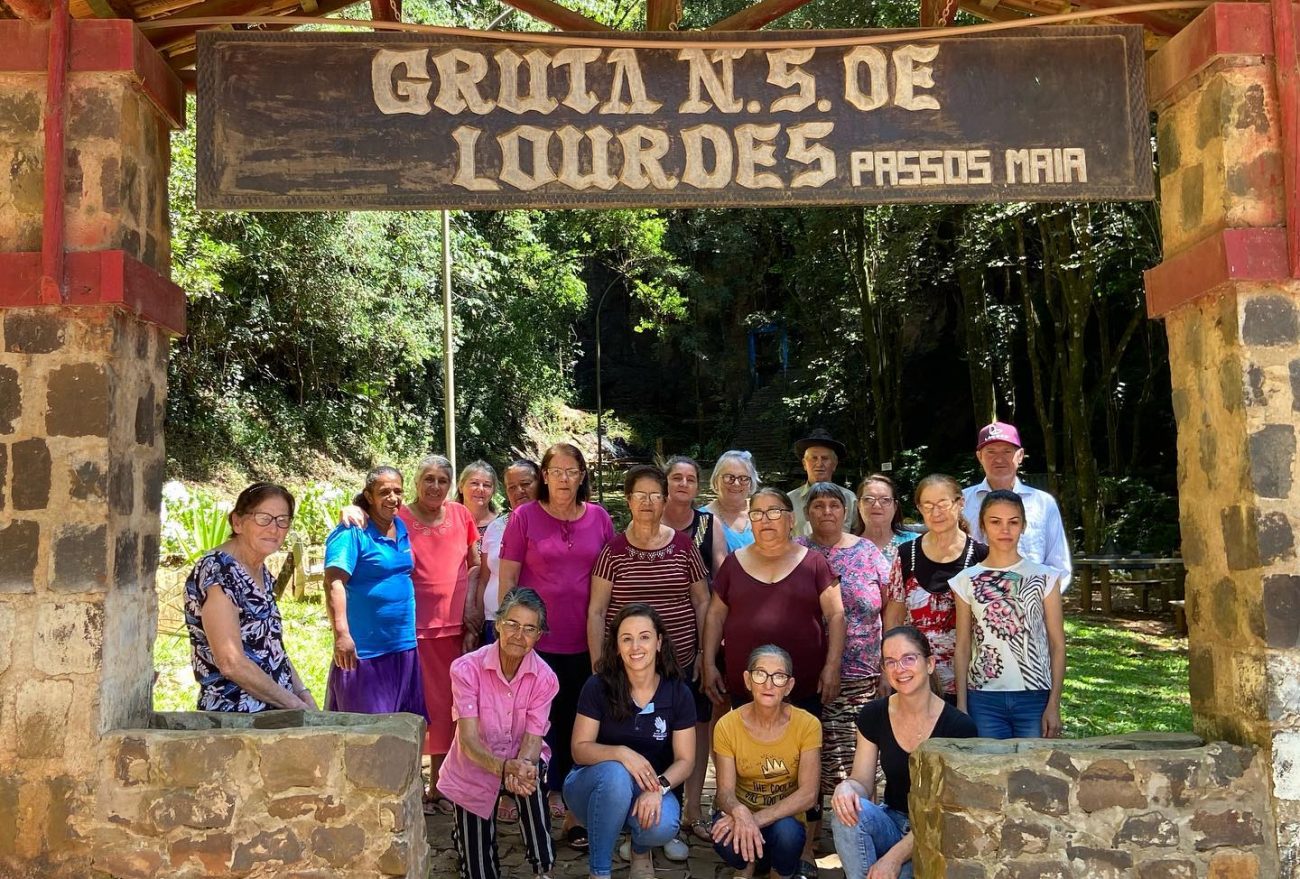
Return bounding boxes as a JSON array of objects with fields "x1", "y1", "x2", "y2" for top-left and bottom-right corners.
[
  {"x1": 830, "y1": 626, "x2": 977, "y2": 878},
  {"x1": 437, "y1": 588, "x2": 560, "y2": 879}
]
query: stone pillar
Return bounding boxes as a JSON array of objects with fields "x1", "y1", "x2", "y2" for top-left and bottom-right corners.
[
  {"x1": 1145, "y1": 4, "x2": 1300, "y2": 873},
  {"x1": 0, "y1": 17, "x2": 185, "y2": 875}
]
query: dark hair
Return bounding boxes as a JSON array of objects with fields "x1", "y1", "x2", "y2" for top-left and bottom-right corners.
[
  {"x1": 506, "y1": 458, "x2": 542, "y2": 481},
  {"x1": 624, "y1": 464, "x2": 668, "y2": 496},
  {"x1": 495, "y1": 587, "x2": 549, "y2": 633},
  {"x1": 801, "y1": 481, "x2": 847, "y2": 519},
  {"x1": 597, "y1": 603, "x2": 681, "y2": 721},
  {"x1": 914, "y1": 473, "x2": 971, "y2": 534},
  {"x1": 353, "y1": 466, "x2": 403, "y2": 514},
  {"x1": 664, "y1": 455, "x2": 701, "y2": 481},
  {"x1": 851, "y1": 473, "x2": 905, "y2": 536},
  {"x1": 538, "y1": 443, "x2": 590, "y2": 503},
  {"x1": 749, "y1": 486, "x2": 794, "y2": 512},
  {"x1": 882, "y1": 625, "x2": 942, "y2": 696},
  {"x1": 979, "y1": 489, "x2": 1026, "y2": 530},
  {"x1": 229, "y1": 482, "x2": 295, "y2": 537}
]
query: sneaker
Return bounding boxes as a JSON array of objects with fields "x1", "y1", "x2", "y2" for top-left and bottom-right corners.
[{"x1": 662, "y1": 837, "x2": 690, "y2": 862}]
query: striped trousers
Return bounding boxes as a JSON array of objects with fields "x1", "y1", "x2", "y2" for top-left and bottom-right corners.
[{"x1": 452, "y1": 778, "x2": 554, "y2": 879}]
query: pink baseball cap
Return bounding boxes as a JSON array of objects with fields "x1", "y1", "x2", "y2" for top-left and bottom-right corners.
[{"x1": 977, "y1": 421, "x2": 1022, "y2": 450}]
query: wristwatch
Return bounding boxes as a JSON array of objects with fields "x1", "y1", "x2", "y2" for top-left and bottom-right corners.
[{"x1": 657, "y1": 774, "x2": 672, "y2": 795}]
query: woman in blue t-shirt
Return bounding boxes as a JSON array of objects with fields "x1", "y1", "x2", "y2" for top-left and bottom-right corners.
[
  {"x1": 323, "y1": 466, "x2": 426, "y2": 718},
  {"x1": 565, "y1": 604, "x2": 696, "y2": 879}
]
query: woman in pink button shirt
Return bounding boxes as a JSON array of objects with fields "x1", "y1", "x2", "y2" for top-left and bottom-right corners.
[{"x1": 438, "y1": 587, "x2": 560, "y2": 879}]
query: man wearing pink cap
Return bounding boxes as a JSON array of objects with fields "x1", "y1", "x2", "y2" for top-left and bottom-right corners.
[{"x1": 961, "y1": 422, "x2": 1072, "y2": 587}]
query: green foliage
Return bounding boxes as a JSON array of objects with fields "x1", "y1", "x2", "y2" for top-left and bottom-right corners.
[
  {"x1": 160, "y1": 482, "x2": 231, "y2": 564},
  {"x1": 293, "y1": 482, "x2": 351, "y2": 545},
  {"x1": 1100, "y1": 476, "x2": 1181, "y2": 554},
  {"x1": 1062, "y1": 618, "x2": 1190, "y2": 736}
]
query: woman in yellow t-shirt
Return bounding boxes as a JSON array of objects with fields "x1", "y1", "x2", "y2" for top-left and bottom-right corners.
[{"x1": 711, "y1": 645, "x2": 822, "y2": 879}]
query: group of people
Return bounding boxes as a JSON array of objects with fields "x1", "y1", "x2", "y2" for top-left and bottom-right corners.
[{"x1": 182, "y1": 421, "x2": 1071, "y2": 879}]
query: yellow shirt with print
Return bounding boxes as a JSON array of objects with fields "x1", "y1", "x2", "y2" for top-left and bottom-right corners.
[{"x1": 714, "y1": 706, "x2": 822, "y2": 820}]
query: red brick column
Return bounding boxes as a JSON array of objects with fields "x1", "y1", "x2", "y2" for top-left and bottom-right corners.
[
  {"x1": 1145, "y1": 3, "x2": 1300, "y2": 872},
  {"x1": 0, "y1": 17, "x2": 184, "y2": 874}
]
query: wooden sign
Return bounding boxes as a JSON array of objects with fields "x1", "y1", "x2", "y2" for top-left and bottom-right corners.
[{"x1": 196, "y1": 26, "x2": 1153, "y2": 211}]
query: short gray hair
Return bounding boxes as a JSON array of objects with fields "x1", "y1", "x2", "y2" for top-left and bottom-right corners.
[
  {"x1": 747, "y1": 644, "x2": 793, "y2": 674},
  {"x1": 802, "y1": 481, "x2": 847, "y2": 518},
  {"x1": 496, "y1": 587, "x2": 549, "y2": 633},
  {"x1": 415, "y1": 454, "x2": 454, "y2": 483},
  {"x1": 710, "y1": 450, "x2": 759, "y2": 496}
]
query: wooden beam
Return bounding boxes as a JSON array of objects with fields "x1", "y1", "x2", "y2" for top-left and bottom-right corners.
[
  {"x1": 1072, "y1": 0, "x2": 1183, "y2": 36},
  {"x1": 708, "y1": 0, "x2": 815, "y2": 31},
  {"x1": 646, "y1": 0, "x2": 681, "y2": 30},
  {"x1": 368, "y1": 0, "x2": 397, "y2": 22},
  {"x1": 954, "y1": 0, "x2": 1027, "y2": 22},
  {"x1": 494, "y1": 0, "x2": 610, "y2": 30},
  {"x1": 0, "y1": 0, "x2": 51, "y2": 19}
]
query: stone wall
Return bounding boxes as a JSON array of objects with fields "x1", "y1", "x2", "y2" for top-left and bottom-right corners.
[
  {"x1": 910, "y1": 733, "x2": 1280, "y2": 878},
  {"x1": 95, "y1": 711, "x2": 429, "y2": 879}
]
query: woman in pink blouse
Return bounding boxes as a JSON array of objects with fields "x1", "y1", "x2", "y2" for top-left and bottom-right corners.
[{"x1": 438, "y1": 588, "x2": 560, "y2": 879}]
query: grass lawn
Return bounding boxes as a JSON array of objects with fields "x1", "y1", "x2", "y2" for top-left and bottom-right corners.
[{"x1": 155, "y1": 597, "x2": 1192, "y2": 736}]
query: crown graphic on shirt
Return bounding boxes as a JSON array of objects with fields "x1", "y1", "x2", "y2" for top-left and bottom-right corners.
[{"x1": 760, "y1": 756, "x2": 788, "y2": 778}]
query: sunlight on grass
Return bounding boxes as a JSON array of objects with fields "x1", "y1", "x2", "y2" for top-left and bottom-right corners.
[{"x1": 155, "y1": 592, "x2": 1193, "y2": 738}]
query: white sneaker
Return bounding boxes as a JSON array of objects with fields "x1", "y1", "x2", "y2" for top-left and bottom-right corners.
[{"x1": 662, "y1": 837, "x2": 690, "y2": 862}]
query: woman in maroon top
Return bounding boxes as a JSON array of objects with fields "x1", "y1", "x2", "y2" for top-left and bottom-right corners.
[{"x1": 701, "y1": 487, "x2": 846, "y2": 715}]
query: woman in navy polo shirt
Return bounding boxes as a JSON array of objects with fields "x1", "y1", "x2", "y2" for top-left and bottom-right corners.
[
  {"x1": 565, "y1": 604, "x2": 696, "y2": 879},
  {"x1": 323, "y1": 466, "x2": 427, "y2": 718}
]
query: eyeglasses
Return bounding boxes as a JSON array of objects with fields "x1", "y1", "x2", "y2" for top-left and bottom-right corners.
[
  {"x1": 747, "y1": 508, "x2": 788, "y2": 521},
  {"x1": 882, "y1": 653, "x2": 923, "y2": 671},
  {"x1": 629, "y1": 491, "x2": 665, "y2": 503},
  {"x1": 747, "y1": 669, "x2": 791, "y2": 686},
  {"x1": 248, "y1": 513, "x2": 294, "y2": 529},
  {"x1": 859, "y1": 496, "x2": 894, "y2": 507},
  {"x1": 498, "y1": 620, "x2": 542, "y2": 638},
  {"x1": 919, "y1": 498, "x2": 959, "y2": 513},
  {"x1": 721, "y1": 474, "x2": 753, "y2": 485},
  {"x1": 545, "y1": 467, "x2": 583, "y2": 479}
]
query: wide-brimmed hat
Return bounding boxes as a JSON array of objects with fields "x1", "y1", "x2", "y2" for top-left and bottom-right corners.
[
  {"x1": 976, "y1": 421, "x2": 1022, "y2": 450},
  {"x1": 794, "y1": 428, "x2": 847, "y2": 459}
]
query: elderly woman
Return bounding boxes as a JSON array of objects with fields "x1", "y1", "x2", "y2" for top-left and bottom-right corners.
[
  {"x1": 341, "y1": 456, "x2": 481, "y2": 813},
  {"x1": 711, "y1": 645, "x2": 822, "y2": 879},
  {"x1": 499, "y1": 442, "x2": 615, "y2": 842},
  {"x1": 566, "y1": 604, "x2": 696, "y2": 879},
  {"x1": 852, "y1": 475, "x2": 918, "y2": 569},
  {"x1": 324, "y1": 467, "x2": 426, "y2": 720},
  {"x1": 474, "y1": 459, "x2": 541, "y2": 646},
  {"x1": 458, "y1": 459, "x2": 500, "y2": 538},
  {"x1": 437, "y1": 588, "x2": 559, "y2": 879},
  {"x1": 184, "y1": 482, "x2": 315, "y2": 712},
  {"x1": 830, "y1": 626, "x2": 977, "y2": 879},
  {"x1": 797, "y1": 481, "x2": 896, "y2": 869},
  {"x1": 882, "y1": 474, "x2": 988, "y2": 702},
  {"x1": 704, "y1": 450, "x2": 760, "y2": 554}
]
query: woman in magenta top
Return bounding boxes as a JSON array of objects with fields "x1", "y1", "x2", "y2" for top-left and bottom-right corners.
[
  {"x1": 498, "y1": 442, "x2": 615, "y2": 839},
  {"x1": 438, "y1": 588, "x2": 560, "y2": 879}
]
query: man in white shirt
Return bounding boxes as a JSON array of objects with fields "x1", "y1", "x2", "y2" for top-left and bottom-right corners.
[
  {"x1": 788, "y1": 428, "x2": 858, "y2": 537},
  {"x1": 962, "y1": 421, "x2": 1073, "y2": 586}
]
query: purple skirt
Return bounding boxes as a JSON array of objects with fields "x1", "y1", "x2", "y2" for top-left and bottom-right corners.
[{"x1": 326, "y1": 647, "x2": 429, "y2": 719}]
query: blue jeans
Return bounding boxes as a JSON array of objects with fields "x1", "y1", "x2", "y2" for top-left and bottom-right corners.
[
  {"x1": 712, "y1": 812, "x2": 805, "y2": 878},
  {"x1": 967, "y1": 689, "x2": 1050, "y2": 739},
  {"x1": 563, "y1": 762, "x2": 681, "y2": 878},
  {"x1": 831, "y1": 798, "x2": 913, "y2": 879}
]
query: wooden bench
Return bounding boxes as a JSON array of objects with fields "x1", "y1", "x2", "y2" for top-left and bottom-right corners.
[
  {"x1": 1075, "y1": 555, "x2": 1184, "y2": 616},
  {"x1": 274, "y1": 535, "x2": 324, "y2": 600}
]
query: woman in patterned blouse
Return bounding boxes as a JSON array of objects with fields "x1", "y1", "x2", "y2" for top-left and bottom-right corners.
[{"x1": 184, "y1": 483, "x2": 316, "y2": 713}]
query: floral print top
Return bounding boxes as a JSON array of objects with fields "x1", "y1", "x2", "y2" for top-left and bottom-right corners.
[
  {"x1": 949, "y1": 559, "x2": 1062, "y2": 692},
  {"x1": 798, "y1": 537, "x2": 896, "y2": 680},
  {"x1": 184, "y1": 550, "x2": 295, "y2": 712}
]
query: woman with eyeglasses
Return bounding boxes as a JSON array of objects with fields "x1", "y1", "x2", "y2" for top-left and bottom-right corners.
[
  {"x1": 882, "y1": 474, "x2": 988, "y2": 703},
  {"x1": 474, "y1": 459, "x2": 542, "y2": 647},
  {"x1": 830, "y1": 626, "x2": 977, "y2": 879},
  {"x1": 324, "y1": 467, "x2": 427, "y2": 720},
  {"x1": 587, "y1": 464, "x2": 710, "y2": 863},
  {"x1": 438, "y1": 588, "x2": 560, "y2": 879},
  {"x1": 184, "y1": 482, "x2": 316, "y2": 713},
  {"x1": 566, "y1": 604, "x2": 696, "y2": 879},
  {"x1": 499, "y1": 442, "x2": 616, "y2": 846},
  {"x1": 711, "y1": 645, "x2": 822, "y2": 879},
  {"x1": 851, "y1": 474, "x2": 918, "y2": 569},
  {"x1": 704, "y1": 450, "x2": 761, "y2": 554}
]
